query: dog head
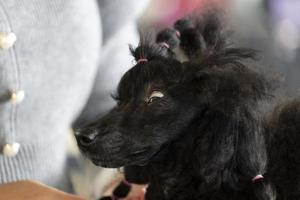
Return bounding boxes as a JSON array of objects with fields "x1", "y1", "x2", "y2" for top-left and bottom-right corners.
[
  {"x1": 76, "y1": 51, "x2": 201, "y2": 167},
  {"x1": 76, "y1": 14, "x2": 271, "y2": 181}
]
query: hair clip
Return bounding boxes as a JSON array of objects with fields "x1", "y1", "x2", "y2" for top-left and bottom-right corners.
[
  {"x1": 175, "y1": 30, "x2": 181, "y2": 38},
  {"x1": 252, "y1": 174, "x2": 264, "y2": 183},
  {"x1": 158, "y1": 42, "x2": 170, "y2": 49},
  {"x1": 137, "y1": 58, "x2": 148, "y2": 64}
]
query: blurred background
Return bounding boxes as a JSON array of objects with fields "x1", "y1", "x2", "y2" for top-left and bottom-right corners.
[{"x1": 138, "y1": 0, "x2": 300, "y2": 92}]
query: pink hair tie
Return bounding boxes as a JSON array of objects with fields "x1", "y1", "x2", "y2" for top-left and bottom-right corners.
[
  {"x1": 137, "y1": 58, "x2": 148, "y2": 64},
  {"x1": 159, "y1": 42, "x2": 170, "y2": 49},
  {"x1": 252, "y1": 174, "x2": 264, "y2": 183},
  {"x1": 175, "y1": 30, "x2": 181, "y2": 38}
]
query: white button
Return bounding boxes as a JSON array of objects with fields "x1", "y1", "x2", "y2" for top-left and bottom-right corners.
[
  {"x1": 3, "y1": 143, "x2": 20, "y2": 157},
  {"x1": 0, "y1": 32, "x2": 17, "y2": 50},
  {"x1": 10, "y1": 90, "x2": 25, "y2": 104}
]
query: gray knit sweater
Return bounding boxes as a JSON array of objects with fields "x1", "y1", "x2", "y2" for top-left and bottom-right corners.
[{"x1": 0, "y1": 0, "x2": 146, "y2": 191}]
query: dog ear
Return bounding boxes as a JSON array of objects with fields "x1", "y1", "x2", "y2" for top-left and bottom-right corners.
[
  {"x1": 192, "y1": 92, "x2": 276, "y2": 199},
  {"x1": 186, "y1": 51, "x2": 276, "y2": 199}
]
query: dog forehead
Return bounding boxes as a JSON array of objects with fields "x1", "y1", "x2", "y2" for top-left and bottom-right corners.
[
  {"x1": 116, "y1": 60, "x2": 183, "y2": 102},
  {"x1": 121, "y1": 62, "x2": 171, "y2": 84}
]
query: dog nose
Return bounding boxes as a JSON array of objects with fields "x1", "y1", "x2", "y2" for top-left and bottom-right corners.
[{"x1": 75, "y1": 128, "x2": 98, "y2": 147}]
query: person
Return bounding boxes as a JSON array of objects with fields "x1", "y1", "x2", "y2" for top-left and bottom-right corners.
[{"x1": 0, "y1": 0, "x2": 148, "y2": 199}]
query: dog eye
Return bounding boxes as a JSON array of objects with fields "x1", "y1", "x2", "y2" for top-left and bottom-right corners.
[{"x1": 147, "y1": 91, "x2": 164, "y2": 104}]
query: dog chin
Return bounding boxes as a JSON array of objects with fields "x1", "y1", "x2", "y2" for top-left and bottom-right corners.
[
  {"x1": 89, "y1": 147, "x2": 163, "y2": 168},
  {"x1": 91, "y1": 156, "x2": 150, "y2": 168}
]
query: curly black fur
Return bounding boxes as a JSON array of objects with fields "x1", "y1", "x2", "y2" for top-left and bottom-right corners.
[{"x1": 76, "y1": 12, "x2": 300, "y2": 200}]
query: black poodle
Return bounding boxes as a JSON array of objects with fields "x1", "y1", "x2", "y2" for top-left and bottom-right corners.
[{"x1": 76, "y1": 12, "x2": 300, "y2": 200}]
